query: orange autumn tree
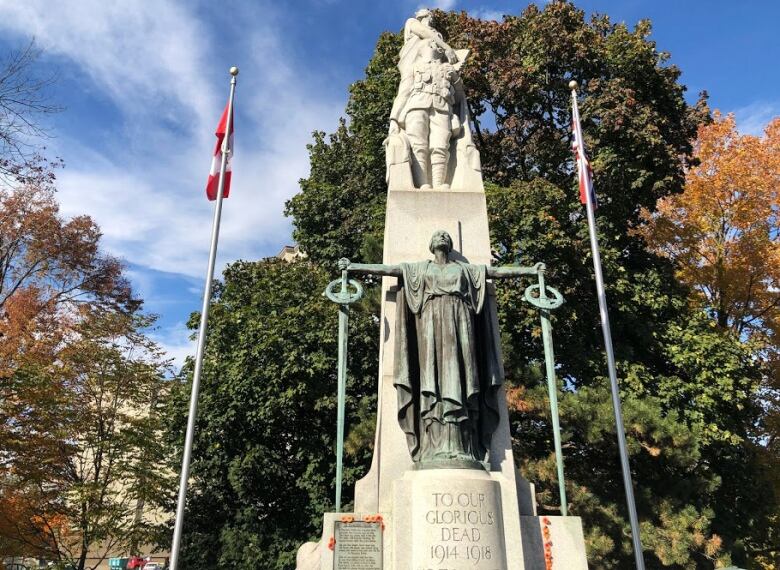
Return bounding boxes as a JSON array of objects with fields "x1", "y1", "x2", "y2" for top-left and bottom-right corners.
[
  {"x1": 641, "y1": 112, "x2": 780, "y2": 348},
  {"x1": 0, "y1": 170, "x2": 168, "y2": 568},
  {"x1": 0, "y1": 176, "x2": 136, "y2": 479}
]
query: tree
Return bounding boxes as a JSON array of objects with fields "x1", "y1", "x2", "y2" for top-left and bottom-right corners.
[
  {"x1": 0, "y1": 40, "x2": 172, "y2": 569},
  {"x1": 1, "y1": 310, "x2": 170, "y2": 570},
  {"x1": 0, "y1": 172, "x2": 168, "y2": 569},
  {"x1": 640, "y1": 113, "x2": 779, "y2": 344},
  {"x1": 283, "y1": 3, "x2": 775, "y2": 568},
  {"x1": 163, "y1": 259, "x2": 379, "y2": 568},
  {"x1": 0, "y1": 176, "x2": 137, "y2": 472},
  {"x1": 0, "y1": 40, "x2": 62, "y2": 184},
  {"x1": 639, "y1": 112, "x2": 780, "y2": 566}
]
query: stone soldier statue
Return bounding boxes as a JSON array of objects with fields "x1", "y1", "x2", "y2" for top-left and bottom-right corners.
[{"x1": 386, "y1": 9, "x2": 482, "y2": 191}]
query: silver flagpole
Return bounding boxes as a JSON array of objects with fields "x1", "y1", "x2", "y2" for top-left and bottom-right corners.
[
  {"x1": 169, "y1": 66, "x2": 239, "y2": 570},
  {"x1": 570, "y1": 80, "x2": 646, "y2": 570}
]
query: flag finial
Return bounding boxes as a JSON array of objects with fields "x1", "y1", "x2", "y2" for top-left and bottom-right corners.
[
  {"x1": 229, "y1": 66, "x2": 239, "y2": 76},
  {"x1": 568, "y1": 79, "x2": 579, "y2": 91}
]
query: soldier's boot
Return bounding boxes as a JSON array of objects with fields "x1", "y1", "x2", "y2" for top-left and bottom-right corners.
[
  {"x1": 411, "y1": 146, "x2": 431, "y2": 190},
  {"x1": 431, "y1": 148, "x2": 450, "y2": 190}
]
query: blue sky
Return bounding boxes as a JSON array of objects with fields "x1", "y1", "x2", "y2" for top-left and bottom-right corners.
[{"x1": 0, "y1": 0, "x2": 777, "y2": 366}]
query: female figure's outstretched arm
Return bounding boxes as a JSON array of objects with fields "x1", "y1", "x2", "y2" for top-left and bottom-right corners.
[
  {"x1": 339, "y1": 258, "x2": 402, "y2": 277},
  {"x1": 486, "y1": 262, "x2": 545, "y2": 279}
]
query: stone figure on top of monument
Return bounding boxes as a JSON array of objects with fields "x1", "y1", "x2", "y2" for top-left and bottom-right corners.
[
  {"x1": 384, "y1": 9, "x2": 483, "y2": 191},
  {"x1": 342, "y1": 230, "x2": 541, "y2": 469}
]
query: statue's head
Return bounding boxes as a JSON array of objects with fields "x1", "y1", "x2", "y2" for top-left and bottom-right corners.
[
  {"x1": 429, "y1": 230, "x2": 453, "y2": 255},
  {"x1": 415, "y1": 8, "x2": 432, "y2": 25}
]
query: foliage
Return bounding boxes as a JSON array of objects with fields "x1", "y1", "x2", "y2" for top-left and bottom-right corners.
[
  {"x1": 640, "y1": 113, "x2": 780, "y2": 341},
  {"x1": 163, "y1": 259, "x2": 379, "y2": 569},
  {"x1": 0, "y1": 179, "x2": 136, "y2": 382},
  {"x1": 639, "y1": 112, "x2": 780, "y2": 567},
  {"x1": 0, "y1": 167, "x2": 168, "y2": 569},
  {"x1": 1, "y1": 309, "x2": 170, "y2": 570},
  {"x1": 3, "y1": 310, "x2": 169, "y2": 569},
  {"x1": 489, "y1": 176, "x2": 770, "y2": 567}
]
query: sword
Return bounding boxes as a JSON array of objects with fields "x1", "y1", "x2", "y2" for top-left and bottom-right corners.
[
  {"x1": 524, "y1": 265, "x2": 567, "y2": 515},
  {"x1": 324, "y1": 264, "x2": 364, "y2": 512}
]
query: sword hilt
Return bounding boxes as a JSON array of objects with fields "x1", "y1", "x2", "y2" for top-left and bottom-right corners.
[
  {"x1": 324, "y1": 274, "x2": 364, "y2": 305},
  {"x1": 523, "y1": 265, "x2": 564, "y2": 310}
]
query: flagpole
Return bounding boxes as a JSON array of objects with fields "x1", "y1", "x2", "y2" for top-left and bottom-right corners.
[
  {"x1": 169, "y1": 66, "x2": 238, "y2": 570},
  {"x1": 570, "y1": 80, "x2": 646, "y2": 570}
]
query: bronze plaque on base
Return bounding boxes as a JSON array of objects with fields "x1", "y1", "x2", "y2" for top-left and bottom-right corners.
[{"x1": 333, "y1": 520, "x2": 382, "y2": 569}]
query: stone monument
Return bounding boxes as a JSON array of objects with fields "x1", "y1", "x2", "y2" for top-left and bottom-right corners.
[{"x1": 297, "y1": 10, "x2": 589, "y2": 569}]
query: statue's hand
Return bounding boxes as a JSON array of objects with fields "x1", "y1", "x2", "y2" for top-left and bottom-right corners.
[
  {"x1": 337, "y1": 257, "x2": 351, "y2": 271},
  {"x1": 388, "y1": 119, "x2": 400, "y2": 136},
  {"x1": 445, "y1": 48, "x2": 458, "y2": 63}
]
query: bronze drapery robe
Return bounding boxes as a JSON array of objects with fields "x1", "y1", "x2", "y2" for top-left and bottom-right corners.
[{"x1": 394, "y1": 260, "x2": 503, "y2": 466}]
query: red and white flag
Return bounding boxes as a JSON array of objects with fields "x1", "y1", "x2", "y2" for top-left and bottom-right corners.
[
  {"x1": 206, "y1": 101, "x2": 234, "y2": 201},
  {"x1": 571, "y1": 104, "x2": 597, "y2": 209}
]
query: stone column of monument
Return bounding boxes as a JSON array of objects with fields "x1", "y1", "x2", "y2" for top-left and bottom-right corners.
[{"x1": 297, "y1": 10, "x2": 589, "y2": 569}]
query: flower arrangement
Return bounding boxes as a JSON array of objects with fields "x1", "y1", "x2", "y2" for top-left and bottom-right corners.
[
  {"x1": 363, "y1": 514, "x2": 385, "y2": 530},
  {"x1": 542, "y1": 516, "x2": 554, "y2": 569}
]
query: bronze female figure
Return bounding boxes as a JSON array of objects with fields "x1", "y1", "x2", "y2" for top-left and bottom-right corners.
[{"x1": 341, "y1": 230, "x2": 541, "y2": 469}]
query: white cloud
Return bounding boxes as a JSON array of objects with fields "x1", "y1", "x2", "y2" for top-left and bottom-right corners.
[
  {"x1": 0, "y1": 1, "x2": 344, "y2": 279},
  {"x1": 732, "y1": 101, "x2": 780, "y2": 136},
  {"x1": 471, "y1": 8, "x2": 504, "y2": 21},
  {"x1": 0, "y1": 1, "x2": 216, "y2": 132}
]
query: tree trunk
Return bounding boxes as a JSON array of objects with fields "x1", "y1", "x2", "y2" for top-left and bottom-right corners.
[{"x1": 77, "y1": 544, "x2": 88, "y2": 570}]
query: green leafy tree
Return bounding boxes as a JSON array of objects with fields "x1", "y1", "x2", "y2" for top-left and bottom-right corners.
[
  {"x1": 0, "y1": 40, "x2": 171, "y2": 570},
  {"x1": 0, "y1": 168, "x2": 167, "y2": 569},
  {"x1": 164, "y1": 259, "x2": 379, "y2": 568}
]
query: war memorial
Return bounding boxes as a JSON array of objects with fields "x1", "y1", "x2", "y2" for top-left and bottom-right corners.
[{"x1": 296, "y1": 10, "x2": 589, "y2": 569}]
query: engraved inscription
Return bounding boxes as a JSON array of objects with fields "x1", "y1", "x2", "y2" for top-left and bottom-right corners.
[
  {"x1": 333, "y1": 521, "x2": 382, "y2": 570},
  {"x1": 411, "y1": 480, "x2": 507, "y2": 570},
  {"x1": 424, "y1": 492, "x2": 496, "y2": 567}
]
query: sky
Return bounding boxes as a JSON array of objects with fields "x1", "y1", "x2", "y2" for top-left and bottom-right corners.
[{"x1": 0, "y1": 0, "x2": 777, "y2": 367}]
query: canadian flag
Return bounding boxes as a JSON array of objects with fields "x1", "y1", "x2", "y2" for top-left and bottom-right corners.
[
  {"x1": 206, "y1": 101, "x2": 234, "y2": 201},
  {"x1": 571, "y1": 124, "x2": 596, "y2": 208},
  {"x1": 571, "y1": 103, "x2": 597, "y2": 209}
]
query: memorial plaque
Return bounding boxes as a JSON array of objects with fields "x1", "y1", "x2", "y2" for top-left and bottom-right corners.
[{"x1": 333, "y1": 521, "x2": 383, "y2": 570}]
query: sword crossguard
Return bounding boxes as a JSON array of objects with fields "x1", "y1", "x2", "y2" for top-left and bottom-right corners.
[
  {"x1": 523, "y1": 284, "x2": 564, "y2": 310},
  {"x1": 324, "y1": 278, "x2": 364, "y2": 305}
]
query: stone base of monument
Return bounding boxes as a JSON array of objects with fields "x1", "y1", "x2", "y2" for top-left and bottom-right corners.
[
  {"x1": 296, "y1": 470, "x2": 589, "y2": 569},
  {"x1": 392, "y1": 469, "x2": 510, "y2": 569},
  {"x1": 520, "y1": 515, "x2": 589, "y2": 570}
]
